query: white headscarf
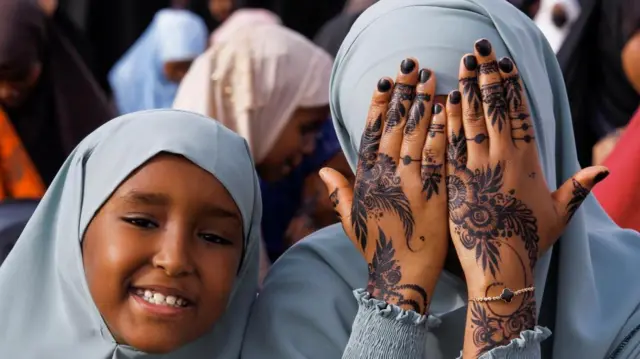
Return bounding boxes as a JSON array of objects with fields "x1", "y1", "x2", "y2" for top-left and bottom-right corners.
[
  {"x1": 0, "y1": 109, "x2": 261, "y2": 358},
  {"x1": 173, "y1": 23, "x2": 333, "y2": 163}
]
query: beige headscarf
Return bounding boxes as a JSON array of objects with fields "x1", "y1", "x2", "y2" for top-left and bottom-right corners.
[{"x1": 173, "y1": 23, "x2": 332, "y2": 163}]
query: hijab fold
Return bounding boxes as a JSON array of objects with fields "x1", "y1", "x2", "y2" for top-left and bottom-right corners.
[
  {"x1": 0, "y1": 109, "x2": 261, "y2": 358},
  {"x1": 174, "y1": 24, "x2": 332, "y2": 163},
  {"x1": 243, "y1": 1, "x2": 640, "y2": 358},
  {"x1": 109, "y1": 9, "x2": 208, "y2": 115}
]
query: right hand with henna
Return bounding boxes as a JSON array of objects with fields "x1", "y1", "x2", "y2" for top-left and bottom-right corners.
[{"x1": 319, "y1": 58, "x2": 448, "y2": 315}]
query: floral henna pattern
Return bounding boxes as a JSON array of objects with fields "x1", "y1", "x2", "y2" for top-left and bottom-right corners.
[
  {"x1": 470, "y1": 293, "x2": 536, "y2": 355},
  {"x1": 405, "y1": 93, "x2": 430, "y2": 135},
  {"x1": 386, "y1": 84, "x2": 415, "y2": 132},
  {"x1": 351, "y1": 114, "x2": 415, "y2": 250},
  {"x1": 367, "y1": 227, "x2": 429, "y2": 314},
  {"x1": 566, "y1": 179, "x2": 589, "y2": 223},
  {"x1": 460, "y1": 77, "x2": 482, "y2": 116},
  {"x1": 447, "y1": 162, "x2": 539, "y2": 276}
]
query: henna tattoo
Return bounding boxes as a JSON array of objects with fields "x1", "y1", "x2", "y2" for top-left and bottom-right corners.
[
  {"x1": 503, "y1": 74, "x2": 535, "y2": 144},
  {"x1": 428, "y1": 123, "x2": 445, "y2": 138},
  {"x1": 447, "y1": 162, "x2": 539, "y2": 276},
  {"x1": 478, "y1": 61, "x2": 499, "y2": 75},
  {"x1": 504, "y1": 75, "x2": 523, "y2": 112},
  {"x1": 402, "y1": 155, "x2": 420, "y2": 166},
  {"x1": 481, "y1": 82, "x2": 508, "y2": 132},
  {"x1": 470, "y1": 293, "x2": 536, "y2": 355},
  {"x1": 566, "y1": 178, "x2": 588, "y2": 223},
  {"x1": 467, "y1": 133, "x2": 488, "y2": 144},
  {"x1": 351, "y1": 150, "x2": 415, "y2": 250},
  {"x1": 330, "y1": 188, "x2": 340, "y2": 219},
  {"x1": 367, "y1": 227, "x2": 429, "y2": 314},
  {"x1": 447, "y1": 127, "x2": 468, "y2": 169},
  {"x1": 460, "y1": 77, "x2": 482, "y2": 115},
  {"x1": 421, "y1": 163, "x2": 443, "y2": 201},
  {"x1": 405, "y1": 93, "x2": 431, "y2": 134},
  {"x1": 386, "y1": 83, "x2": 415, "y2": 132},
  {"x1": 358, "y1": 114, "x2": 383, "y2": 171}
]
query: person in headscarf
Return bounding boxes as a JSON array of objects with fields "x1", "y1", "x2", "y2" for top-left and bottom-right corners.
[
  {"x1": 558, "y1": 0, "x2": 640, "y2": 167},
  {"x1": 593, "y1": 108, "x2": 640, "y2": 232},
  {"x1": 0, "y1": 109, "x2": 261, "y2": 358},
  {"x1": 534, "y1": 0, "x2": 581, "y2": 53},
  {"x1": 174, "y1": 24, "x2": 338, "y2": 260},
  {"x1": 0, "y1": 109, "x2": 45, "y2": 200},
  {"x1": 242, "y1": 0, "x2": 640, "y2": 358},
  {"x1": 208, "y1": 0, "x2": 281, "y2": 46},
  {"x1": 0, "y1": 0, "x2": 114, "y2": 185},
  {"x1": 108, "y1": 9, "x2": 208, "y2": 115}
]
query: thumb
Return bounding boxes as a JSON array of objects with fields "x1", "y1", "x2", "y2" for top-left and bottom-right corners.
[
  {"x1": 552, "y1": 165, "x2": 610, "y2": 225},
  {"x1": 318, "y1": 167, "x2": 354, "y2": 236}
]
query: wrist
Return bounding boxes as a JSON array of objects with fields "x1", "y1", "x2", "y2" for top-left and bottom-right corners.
[{"x1": 367, "y1": 271, "x2": 440, "y2": 315}]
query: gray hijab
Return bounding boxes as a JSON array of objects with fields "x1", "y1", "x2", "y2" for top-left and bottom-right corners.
[
  {"x1": 243, "y1": 0, "x2": 640, "y2": 358},
  {"x1": 0, "y1": 109, "x2": 261, "y2": 358}
]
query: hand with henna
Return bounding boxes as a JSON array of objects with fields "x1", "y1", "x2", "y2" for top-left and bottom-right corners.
[
  {"x1": 450, "y1": 39, "x2": 610, "y2": 358},
  {"x1": 320, "y1": 58, "x2": 449, "y2": 315}
]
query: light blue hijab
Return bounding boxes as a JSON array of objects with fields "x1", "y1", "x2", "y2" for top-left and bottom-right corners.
[
  {"x1": 109, "y1": 9, "x2": 208, "y2": 114},
  {"x1": 243, "y1": 0, "x2": 640, "y2": 358},
  {"x1": 0, "y1": 110, "x2": 261, "y2": 358}
]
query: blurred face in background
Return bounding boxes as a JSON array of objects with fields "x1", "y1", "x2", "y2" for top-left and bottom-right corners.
[
  {"x1": 257, "y1": 106, "x2": 329, "y2": 182},
  {"x1": 209, "y1": 0, "x2": 234, "y2": 22},
  {"x1": 0, "y1": 62, "x2": 42, "y2": 108}
]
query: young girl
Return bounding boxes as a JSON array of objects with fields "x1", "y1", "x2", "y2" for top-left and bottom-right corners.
[{"x1": 0, "y1": 109, "x2": 260, "y2": 358}]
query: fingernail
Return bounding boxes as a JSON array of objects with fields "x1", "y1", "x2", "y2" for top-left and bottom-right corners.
[
  {"x1": 464, "y1": 55, "x2": 477, "y2": 71},
  {"x1": 419, "y1": 69, "x2": 431, "y2": 83},
  {"x1": 593, "y1": 170, "x2": 610, "y2": 184},
  {"x1": 475, "y1": 39, "x2": 492, "y2": 56},
  {"x1": 433, "y1": 103, "x2": 443, "y2": 114},
  {"x1": 449, "y1": 90, "x2": 461, "y2": 104},
  {"x1": 498, "y1": 57, "x2": 514, "y2": 73},
  {"x1": 318, "y1": 168, "x2": 328, "y2": 181},
  {"x1": 377, "y1": 78, "x2": 392, "y2": 92},
  {"x1": 401, "y1": 58, "x2": 416, "y2": 74}
]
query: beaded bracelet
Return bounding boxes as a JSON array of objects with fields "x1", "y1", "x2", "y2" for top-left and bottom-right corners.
[{"x1": 469, "y1": 287, "x2": 535, "y2": 303}]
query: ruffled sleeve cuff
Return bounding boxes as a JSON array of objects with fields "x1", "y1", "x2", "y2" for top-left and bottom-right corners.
[
  {"x1": 342, "y1": 289, "x2": 441, "y2": 359},
  {"x1": 457, "y1": 326, "x2": 552, "y2": 359}
]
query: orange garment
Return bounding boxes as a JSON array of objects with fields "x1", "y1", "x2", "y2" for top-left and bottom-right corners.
[{"x1": 0, "y1": 109, "x2": 45, "y2": 200}]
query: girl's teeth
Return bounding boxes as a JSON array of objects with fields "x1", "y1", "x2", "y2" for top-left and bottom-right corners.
[{"x1": 135, "y1": 289, "x2": 188, "y2": 307}]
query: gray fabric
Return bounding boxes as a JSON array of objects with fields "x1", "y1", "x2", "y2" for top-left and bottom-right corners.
[
  {"x1": 242, "y1": 0, "x2": 640, "y2": 358},
  {"x1": 0, "y1": 109, "x2": 261, "y2": 358}
]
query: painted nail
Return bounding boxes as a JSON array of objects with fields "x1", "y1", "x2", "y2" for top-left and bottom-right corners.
[
  {"x1": 401, "y1": 58, "x2": 416, "y2": 74},
  {"x1": 464, "y1": 55, "x2": 477, "y2": 71},
  {"x1": 419, "y1": 69, "x2": 431, "y2": 83},
  {"x1": 433, "y1": 104, "x2": 443, "y2": 114},
  {"x1": 449, "y1": 90, "x2": 461, "y2": 104},
  {"x1": 499, "y1": 57, "x2": 514, "y2": 73},
  {"x1": 377, "y1": 78, "x2": 392, "y2": 92},
  {"x1": 593, "y1": 171, "x2": 610, "y2": 184},
  {"x1": 475, "y1": 39, "x2": 492, "y2": 56}
]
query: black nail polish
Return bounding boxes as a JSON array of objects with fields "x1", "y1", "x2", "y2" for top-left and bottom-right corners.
[
  {"x1": 464, "y1": 55, "x2": 477, "y2": 71},
  {"x1": 377, "y1": 78, "x2": 392, "y2": 92},
  {"x1": 401, "y1": 58, "x2": 416, "y2": 74},
  {"x1": 475, "y1": 39, "x2": 492, "y2": 56},
  {"x1": 433, "y1": 104, "x2": 442, "y2": 114},
  {"x1": 593, "y1": 171, "x2": 610, "y2": 184},
  {"x1": 499, "y1": 57, "x2": 514, "y2": 73},
  {"x1": 449, "y1": 90, "x2": 461, "y2": 104},
  {"x1": 419, "y1": 69, "x2": 431, "y2": 83}
]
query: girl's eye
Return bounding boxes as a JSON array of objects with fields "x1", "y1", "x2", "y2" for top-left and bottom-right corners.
[
  {"x1": 122, "y1": 217, "x2": 158, "y2": 229},
  {"x1": 199, "y1": 233, "x2": 234, "y2": 246}
]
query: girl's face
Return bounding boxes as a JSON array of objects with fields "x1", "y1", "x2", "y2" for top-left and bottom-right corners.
[
  {"x1": 0, "y1": 62, "x2": 42, "y2": 108},
  {"x1": 257, "y1": 106, "x2": 329, "y2": 182},
  {"x1": 82, "y1": 154, "x2": 244, "y2": 353}
]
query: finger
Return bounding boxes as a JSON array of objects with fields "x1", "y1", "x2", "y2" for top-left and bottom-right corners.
[
  {"x1": 446, "y1": 89, "x2": 467, "y2": 174},
  {"x1": 400, "y1": 68, "x2": 436, "y2": 176},
  {"x1": 552, "y1": 165, "x2": 610, "y2": 230},
  {"x1": 380, "y1": 58, "x2": 419, "y2": 164},
  {"x1": 474, "y1": 38, "x2": 512, "y2": 155},
  {"x1": 356, "y1": 77, "x2": 394, "y2": 174},
  {"x1": 420, "y1": 103, "x2": 447, "y2": 202},
  {"x1": 498, "y1": 57, "x2": 536, "y2": 153},
  {"x1": 458, "y1": 54, "x2": 489, "y2": 166},
  {"x1": 318, "y1": 167, "x2": 358, "y2": 250}
]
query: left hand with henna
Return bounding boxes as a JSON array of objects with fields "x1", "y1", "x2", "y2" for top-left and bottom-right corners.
[{"x1": 449, "y1": 38, "x2": 611, "y2": 358}]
